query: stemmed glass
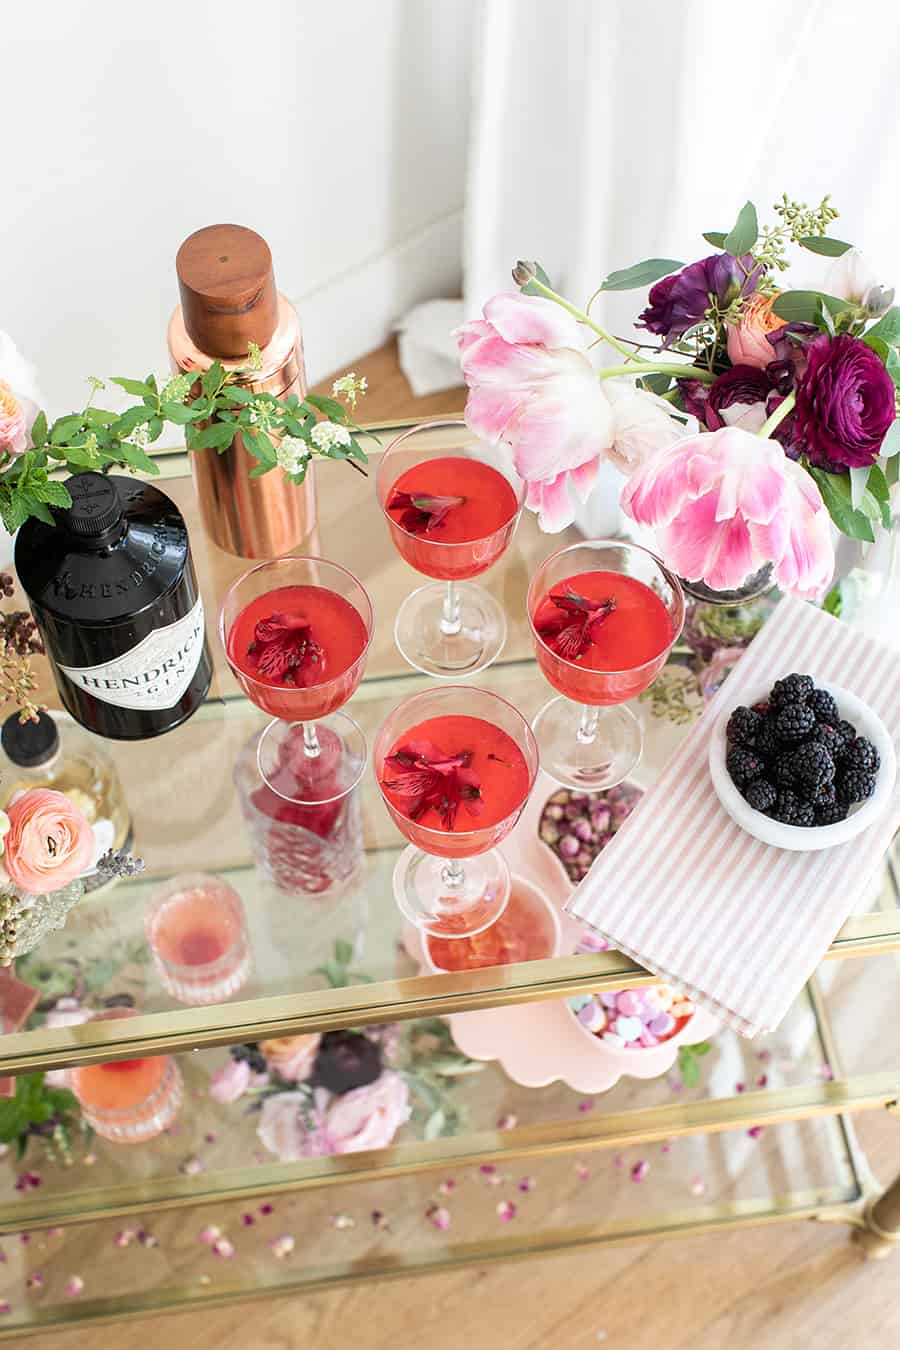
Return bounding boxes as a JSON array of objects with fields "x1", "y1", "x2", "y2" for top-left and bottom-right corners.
[
  {"x1": 376, "y1": 419, "x2": 524, "y2": 677},
  {"x1": 527, "y1": 540, "x2": 684, "y2": 791},
  {"x1": 374, "y1": 686, "x2": 539, "y2": 938},
  {"x1": 220, "y1": 556, "x2": 374, "y2": 806}
]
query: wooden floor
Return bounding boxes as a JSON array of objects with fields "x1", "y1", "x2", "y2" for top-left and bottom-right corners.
[{"x1": 39, "y1": 342, "x2": 900, "y2": 1350}]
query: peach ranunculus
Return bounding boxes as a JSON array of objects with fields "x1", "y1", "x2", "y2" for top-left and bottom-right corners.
[
  {"x1": 260, "y1": 1033, "x2": 321, "y2": 1082},
  {"x1": 2, "y1": 789, "x2": 94, "y2": 895},
  {"x1": 725, "y1": 293, "x2": 785, "y2": 369}
]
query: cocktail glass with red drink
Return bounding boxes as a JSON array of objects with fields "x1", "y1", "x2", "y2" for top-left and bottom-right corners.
[
  {"x1": 376, "y1": 419, "x2": 524, "y2": 677},
  {"x1": 374, "y1": 686, "x2": 539, "y2": 937},
  {"x1": 67, "y1": 1009, "x2": 183, "y2": 1143},
  {"x1": 220, "y1": 557, "x2": 374, "y2": 807},
  {"x1": 527, "y1": 540, "x2": 684, "y2": 791}
]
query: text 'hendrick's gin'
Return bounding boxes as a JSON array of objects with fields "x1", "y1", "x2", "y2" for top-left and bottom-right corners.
[{"x1": 16, "y1": 473, "x2": 212, "y2": 740}]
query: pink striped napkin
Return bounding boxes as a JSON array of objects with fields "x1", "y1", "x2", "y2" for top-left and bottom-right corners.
[{"x1": 566, "y1": 595, "x2": 900, "y2": 1037}]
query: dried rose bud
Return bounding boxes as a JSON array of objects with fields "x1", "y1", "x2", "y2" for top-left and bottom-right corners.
[{"x1": 512, "y1": 260, "x2": 538, "y2": 286}]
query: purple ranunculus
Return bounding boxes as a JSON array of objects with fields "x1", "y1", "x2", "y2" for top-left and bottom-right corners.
[
  {"x1": 792, "y1": 333, "x2": 896, "y2": 470},
  {"x1": 638, "y1": 254, "x2": 763, "y2": 347},
  {"x1": 705, "y1": 365, "x2": 772, "y2": 430}
]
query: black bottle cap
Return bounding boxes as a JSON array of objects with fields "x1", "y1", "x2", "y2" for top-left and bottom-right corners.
[
  {"x1": 63, "y1": 473, "x2": 124, "y2": 538},
  {"x1": 1, "y1": 710, "x2": 59, "y2": 767}
]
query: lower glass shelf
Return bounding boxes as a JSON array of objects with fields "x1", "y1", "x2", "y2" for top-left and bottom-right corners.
[{"x1": 0, "y1": 1110, "x2": 862, "y2": 1338}]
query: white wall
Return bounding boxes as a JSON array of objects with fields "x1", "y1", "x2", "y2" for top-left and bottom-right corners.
[{"x1": 1, "y1": 0, "x2": 474, "y2": 416}]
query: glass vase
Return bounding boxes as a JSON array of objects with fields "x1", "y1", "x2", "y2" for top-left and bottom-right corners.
[{"x1": 0, "y1": 879, "x2": 84, "y2": 967}]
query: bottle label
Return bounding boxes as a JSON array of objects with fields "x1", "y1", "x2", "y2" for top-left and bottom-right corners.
[{"x1": 58, "y1": 597, "x2": 206, "y2": 712}]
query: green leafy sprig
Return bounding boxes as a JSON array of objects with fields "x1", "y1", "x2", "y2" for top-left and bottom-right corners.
[{"x1": 0, "y1": 1072, "x2": 84, "y2": 1162}]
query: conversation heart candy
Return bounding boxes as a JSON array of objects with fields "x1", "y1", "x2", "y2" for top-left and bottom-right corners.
[{"x1": 615, "y1": 1016, "x2": 642, "y2": 1043}]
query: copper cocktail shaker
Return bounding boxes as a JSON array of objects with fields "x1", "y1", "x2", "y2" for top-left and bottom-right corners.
[{"x1": 167, "y1": 223, "x2": 316, "y2": 558}]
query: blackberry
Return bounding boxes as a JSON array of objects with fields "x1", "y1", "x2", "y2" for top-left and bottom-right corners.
[
  {"x1": 790, "y1": 741, "x2": 836, "y2": 792},
  {"x1": 769, "y1": 789, "x2": 802, "y2": 824},
  {"x1": 771, "y1": 673, "x2": 814, "y2": 707},
  {"x1": 843, "y1": 736, "x2": 880, "y2": 775},
  {"x1": 816, "y1": 799, "x2": 849, "y2": 825},
  {"x1": 835, "y1": 719, "x2": 857, "y2": 744},
  {"x1": 755, "y1": 717, "x2": 780, "y2": 759},
  {"x1": 773, "y1": 753, "x2": 797, "y2": 787},
  {"x1": 794, "y1": 801, "x2": 815, "y2": 827},
  {"x1": 743, "y1": 778, "x2": 776, "y2": 813},
  {"x1": 807, "y1": 688, "x2": 839, "y2": 724},
  {"x1": 812, "y1": 722, "x2": 846, "y2": 761},
  {"x1": 726, "y1": 747, "x2": 764, "y2": 786},
  {"x1": 838, "y1": 770, "x2": 877, "y2": 805},
  {"x1": 231, "y1": 1043, "x2": 267, "y2": 1074},
  {"x1": 774, "y1": 702, "x2": 815, "y2": 744},
  {"x1": 726, "y1": 706, "x2": 760, "y2": 748},
  {"x1": 810, "y1": 780, "x2": 837, "y2": 808}
]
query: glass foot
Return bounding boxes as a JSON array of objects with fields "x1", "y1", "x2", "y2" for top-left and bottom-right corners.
[
  {"x1": 256, "y1": 712, "x2": 367, "y2": 806},
  {"x1": 394, "y1": 581, "x2": 507, "y2": 678},
  {"x1": 392, "y1": 844, "x2": 510, "y2": 939},
  {"x1": 532, "y1": 696, "x2": 642, "y2": 791}
]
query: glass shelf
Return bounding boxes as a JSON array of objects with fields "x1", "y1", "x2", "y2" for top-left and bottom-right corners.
[
  {"x1": 4, "y1": 426, "x2": 900, "y2": 1073},
  {"x1": 0, "y1": 1109, "x2": 861, "y2": 1338}
]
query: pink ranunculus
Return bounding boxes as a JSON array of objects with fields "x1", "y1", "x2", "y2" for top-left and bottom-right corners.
[
  {"x1": 621, "y1": 426, "x2": 834, "y2": 599},
  {"x1": 209, "y1": 1057, "x2": 252, "y2": 1104},
  {"x1": 3, "y1": 789, "x2": 94, "y2": 895},
  {"x1": 725, "y1": 293, "x2": 786, "y2": 369},
  {"x1": 455, "y1": 292, "x2": 613, "y2": 532},
  {"x1": 260, "y1": 1034, "x2": 321, "y2": 1082},
  {"x1": 324, "y1": 1071, "x2": 410, "y2": 1154}
]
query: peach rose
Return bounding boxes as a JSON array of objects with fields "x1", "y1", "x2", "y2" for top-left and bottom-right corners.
[
  {"x1": 0, "y1": 380, "x2": 38, "y2": 458},
  {"x1": 726, "y1": 293, "x2": 785, "y2": 369},
  {"x1": 3, "y1": 789, "x2": 94, "y2": 895},
  {"x1": 260, "y1": 1033, "x2": 321, "y2": 1082}
]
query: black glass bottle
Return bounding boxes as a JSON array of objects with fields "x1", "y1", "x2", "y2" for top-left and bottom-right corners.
[{"x1": 15, "y1": 472, "x2": 212, "y2": 740}]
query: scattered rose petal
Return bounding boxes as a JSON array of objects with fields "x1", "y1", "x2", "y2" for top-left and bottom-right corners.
[
  {"x1": 199, "y1": 1225, "x2": 222, "y2": 1246},
  {"x1": 26, "y1": 1273, "x2": 43, "y2": 1290},
  {"x1": 270, "y1": 1234, "x2": 295, "y2": 1259},
  {"x1": 496, "y1": 1201, "x2": 517, "y2": 1222},
  {"x1": 747, "y1": 1126, "x2": 764, "y2": 1139},
  {"x1": 496, "y1": 1113, "x2": 517, "y2": 1130},
  {"x1": 756, "y1": 1074, "x2": 768, "y2": 1088},
  {"x1": 329, "y1": 1214, "x2": 355, "y2": 1230},
  {"x1": 575, "y1": 1164, "x2": 591, "y2": 1181},
  {"x1": 613, "y1": 1154, "x2": 624, "y2": 1170},
  {"x1": 660, "y1": 1141, "x2": 671, "y2": 1154},
  {"x1": 438, "y1": 1178, "x2": 456, "y2": 1196},
  {"x1": 735, "y1": 1081, "x2": 745, "y2": 1093},
  {"x1": 596, "y1": 1333, "x2": 608, "y2": 1344},
  {"x1": 578, "y1": 1099, "x2": 595, "y2": 1113},
  {"x1": 259, "y1": 1203, "x2": 274, "y2": 1216},
  {"x1": 371, "y1": 1210, "x2": 388, "y2": 1229},
  {"x1": 690, "y1": 1175, "x2": 707, "y2": 1196},
  {"x1": 181, "y1": 1156, "x2": 204, "y2": 1176},
  {"x1": 212, "y1": 1239, "x2": 235, "y2": 1258},
  {"x1": 204, "y1": 1133, "x2": 216, "y2": 1144},
  {"x1": 83, "y1": 1153, "x2": 97, "y2": 1167},
  {"x1": 517, "y1": 1176, "x2": 536, "y2": 1193},
  {"x1": 0, "y1": 1301, "x2": 10, "y2": 1315},
  {"x1": 19, "y1": 1234, "x2": 30, "y2": 1245},
  {"x1": 479, "y1": 1164, "x2": 497, "y2": 1175},
  {"x1": 198, "y1": 1275, "x2": 211, "y2": 1287},
  {"x1": 241, "y1": 1214, "x2": 255, "y2": 1227},
  {"x1": 47, "y1": 1228, "x2": 64, "y2": 1240},
  {"x1": 426, "y1": 1204, "x2": 450, "y2": 1231},
  {"x1": 65, "y1": 1276, "x2": 84, "y2": 1298},
  {"x1": 756, "y1": 1049, "x2": 772, "y2": 1063},
  {"x1": 630, "y1": 1160, "x2": 650, "y2": 1183},
  {"x1": 140, "y1": 1232, "x2": 158, "y2": 1249},
  {"x1": 114, "y1": 1229, "x2": 136, "y2": 1248}
]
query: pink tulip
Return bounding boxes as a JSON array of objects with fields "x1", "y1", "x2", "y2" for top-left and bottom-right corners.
[
  {"x1": 455, "y1": 293, "x2": 613, "y2": 531},
  {"x1": 725, "y1": 293, "x2": 786, "y2": 369},
  {"x1": 324, "y1": 1071, "x2": 411, "y2": 1153},
  {"x1": 621, "y1": 426, "x2": 834, "y2": 599},
  {"x1": 209, "y1": 1057, "x2": 252, "y2": 1104},
  {"x1": 3, "y1": 789, "x2": 94, "y2": 895}
]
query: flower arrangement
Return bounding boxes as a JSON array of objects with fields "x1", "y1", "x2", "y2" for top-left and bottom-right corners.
[
  {"x1": 0, "y1": 330, "x2": 370, "y2": 534},
  {"x1": 456, "y1": 194, "x2": 900, "y2": 600}
]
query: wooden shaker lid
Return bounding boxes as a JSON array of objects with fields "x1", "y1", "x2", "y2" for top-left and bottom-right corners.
[{"x1": 176, "y1": 223, "x2": 278, "y2": 357}]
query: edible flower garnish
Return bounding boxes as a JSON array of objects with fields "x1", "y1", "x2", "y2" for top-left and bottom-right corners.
[
  {"x1": 248, "y1": 613, "x2": 325, "y2": 685},
  {"x1": 383, "y1": 738, "x2": 484, "y2": 830},
  {"x1": 387, "y1": 491, "x2": 466, "y2": 534},
  {"x1": 536, "y1": 591, "x2": 616, "y2": 661}
]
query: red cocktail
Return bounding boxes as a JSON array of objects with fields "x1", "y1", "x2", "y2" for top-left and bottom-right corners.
[
  {"x1": 377, "y1": 420, "x2": 523, "y2": 677},
  {"x1": 374, "y1": 686, "x2": 539, "y2": 937},
  {"x1": 67, "y1": 1009, "x2": 183, "y2": 1143},
  {"x1": 527, "y1": 541, "x2": 683, "y2": 790},
  {"x1": 424, "y1": 877, "x2": 560, "y2": 971},
  {"x1": 146, "y1": 873, "x2": 251, "y2": 1005},
  {"x1": 220, "y1": 557, "x2": 373, "y2": 807}
]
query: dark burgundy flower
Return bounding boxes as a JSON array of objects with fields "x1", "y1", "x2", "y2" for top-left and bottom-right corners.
[
  {"x1": 638, "y1": 254, "x2": 763, "y2": 347},
  {"x1": 248, "y1": 613, "x2": 325, "y2": 685},
  {"x1": 792, "y1": 333, "x2": 896, "y2": 470},
  {"x1": 705, "y1": 365, "x2": 772, "y2": 430},
  {"x1": 312, "y1": 1031, "x2": 382, "y2": 1095},
  {"x1": 536, "y1": 590, "x2": 616, "y2": 660},
  {"x1": 382, "y1": 738, "x2": 483, "y2": 830},
  {"x1": 387, "y1": 491, "x2": 465, "y2": 534}
]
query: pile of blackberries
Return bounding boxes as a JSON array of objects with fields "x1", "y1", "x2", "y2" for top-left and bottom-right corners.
[{"x1": 725, "y1": 673, "x2": 880, "y2": 827}]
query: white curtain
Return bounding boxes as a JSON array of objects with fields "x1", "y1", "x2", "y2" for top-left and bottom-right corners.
[{"x1": 400, "y1": 0, "x2": 900, "y2": 392}]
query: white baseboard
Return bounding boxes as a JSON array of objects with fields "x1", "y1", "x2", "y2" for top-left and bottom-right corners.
[{"x1": 293, "y1": 210, "x2": 464, "y2": 386}]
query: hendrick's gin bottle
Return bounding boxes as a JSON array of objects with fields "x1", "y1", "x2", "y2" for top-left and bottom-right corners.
[{"x1": 15, "y1": 472, "x2": 212, "y2": 740}]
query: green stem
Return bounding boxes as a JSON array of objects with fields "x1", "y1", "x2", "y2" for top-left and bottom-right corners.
[
  {"x1": 527, "y1": 277, "x2": 637, "y2": 362},
  {"x1": 757, "y1": 390, "x2": 797, "y2": 440},
  {"x1": 596, "y1": 360, "x2": 715, "y2": 384}
]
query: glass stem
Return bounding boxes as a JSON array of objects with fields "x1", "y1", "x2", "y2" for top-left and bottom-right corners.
[
  {"x1": 440, "y1": 580, "x2": 462, "y2": 637},
  {"x1": 576, "y1": 704, "x2": 600, "y2": 745},
  {"x1": 302, "y1": 721, "x2": 321, "y2": 759},
  {"x1": 440, "y1": 859, "x2": 465, "y2": 890}
]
